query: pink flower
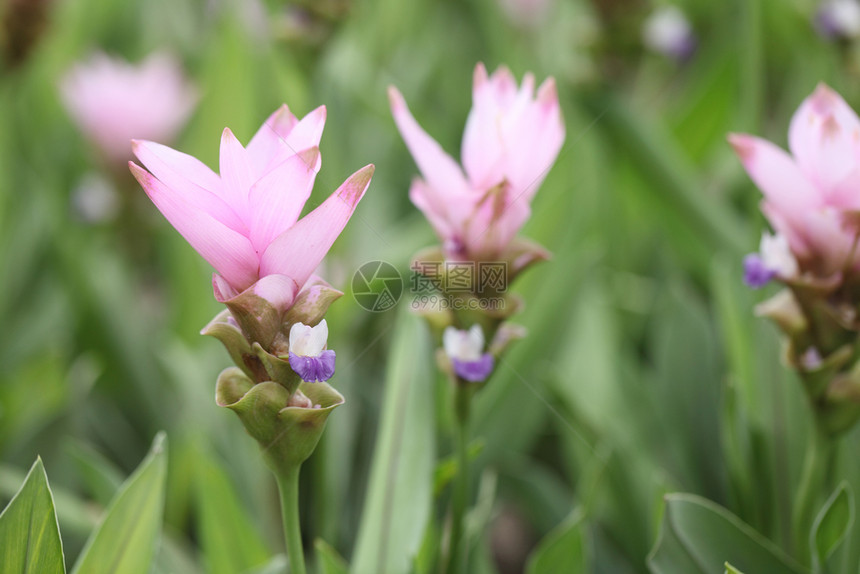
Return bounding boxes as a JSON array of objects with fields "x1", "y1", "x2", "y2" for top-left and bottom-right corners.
[
  {"x1": 389, "y1": 63, "x2": 565, "y2": 260},
  {"x1": 130, "y1": 104, "x2": 374, "y2": 311},
  {"x1": 730, "y1": 84, "x2": 860, "y2": 277},
  {"x1": 60, "y1": 52, "x2": 197, "y2": 164}
]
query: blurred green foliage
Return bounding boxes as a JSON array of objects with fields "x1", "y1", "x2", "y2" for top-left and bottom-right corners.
[{"x1": 3, "y1": 0, "x2": 860, "y2": 572}]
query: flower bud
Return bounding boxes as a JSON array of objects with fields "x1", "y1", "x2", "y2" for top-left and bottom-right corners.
[{"x1": 215, "y1": 368, "x2": 344, "y2": 474}]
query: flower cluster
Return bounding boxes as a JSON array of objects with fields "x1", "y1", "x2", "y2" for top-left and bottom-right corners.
[
  {"x1": 390, "y1": 63, "x2": 565, "y2": 386},
  {"x1": 732, "y1": 84, "x2": 860, "y2": 434}
]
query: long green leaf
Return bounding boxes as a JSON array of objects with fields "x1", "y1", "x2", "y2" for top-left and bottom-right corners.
[
  {"x1": 0, "y1": 458, "x2": 65, "y2": 574},
  {"x1": 648, "y1": 493, "x2": 807, "y2": 574},
  {"x1": 526, "y1": 509, "x2": 587, "y2": 574},
  {"x1": 315, "y1": 538, "x2": 349, "y2": 574},
  {"x1": 193, "y1": 448, "x2": 270, "y2": 574},
  {"x1": 810, "y1": 482, "x2": 854, "y2": 573},
  {"x1": 71, "y1": 432, "x2": 168, "y2": 574},
  {"x1": 350, "y1": 309, "x2": 435, "y2": 574}
]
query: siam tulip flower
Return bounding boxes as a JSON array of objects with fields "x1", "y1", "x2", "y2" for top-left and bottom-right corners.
[
  {"x1": 732, "y1": 84, "x2": 860, "y2": 438},
  {"x1": 288, "y1": 320, "x2": 336, "y2": 383},
  {"x1": 140, "y1": 104, "x2": 372, "y2": 574},
  {"x1": 130, "y1": 104, "x2": 374, "y2": 321},
  {"x1": 730, "y1": 84, "x2": 860, "y2": 280},
  {"x1": 816, "y1": 0, "x2": 860, "y2": 40},
  {"x1": 444, "y1": 325, "x2": 494, "y2": 383},
  {"x1": 642, "y1": 6, "x2": 697, "y2": 61},
  {"x1": 389, "y1": 63, "x2": 565, "y2": 261},
  {"x1": 60, "y1": 52, "x2": 197, "y2": 165},
  {"x1": 743, "y1": 232, "x2": 799, "y2": 288}
]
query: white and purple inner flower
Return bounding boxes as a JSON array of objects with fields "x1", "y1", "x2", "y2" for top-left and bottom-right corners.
[
  {"x1": 288, "y1": 320, "x2": 336, "y2": 383},
  {"x1": 743, "y1": 232, "x2": 798, "y2": 289},
  {"x1": 444, "y1": 324, "x2": 494, "y2": 382}
]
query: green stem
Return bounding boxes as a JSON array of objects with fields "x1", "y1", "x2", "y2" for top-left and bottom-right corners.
[
  {"x1": 792, "y1": 424, "x2": 834, "y2": 566},
  {"x1": 445, "y1": 386, "x2": 472, "y2": 574},
  {"x1": 275, "y1": 465, "x2": 307, "y2": 574}
]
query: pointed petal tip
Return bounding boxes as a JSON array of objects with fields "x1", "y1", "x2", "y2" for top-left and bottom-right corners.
[
  {"x1": 727, "y1": 133, "x2": 754, "y2": 158},
  {"x1": 537, "y1": 76, "x2": 559, "y2": 106},
  {"x1": 808, "y1": 83, "x2": 845, "y2": 116},
  {"x1": 297, "y1": 146, "x2": 322, "y2": 170},
  {"x1": 473, "y1": 62, "x2": 488, "y2": 88},
  {"x1": 221, "y1": 126, "x2": 241, "y2": 145},
  {"x1": 388, "y1": 86, "x2": 405, "y2": 111},
  {"x1": 338, "y1": 164, "x2": 374, "y2": 204},
  {"x1": 128, "y1": 161, "x2": 149, "y2": 182}
]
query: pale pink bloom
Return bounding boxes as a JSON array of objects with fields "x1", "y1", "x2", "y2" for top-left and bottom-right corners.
[
  {"x1": 730, "y1": 84, "x2": 860, "y2": 276},
  {"x1": 60, "y1": 52, "x2": 197, "y2": 164},
  {"x1": 130, "y1": 104, "x2": 374, "y2": 310},
  {"x1": 389, "y1": 63, "x2": 565, "y2": 259}
]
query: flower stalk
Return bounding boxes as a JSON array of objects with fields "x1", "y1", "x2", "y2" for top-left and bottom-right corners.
[
  {"x1": 446, "y1": 384, "x2": 474, "y2": 574},
  {"x1": 275, "y1": 465, "x2": 307, "y2": 574}
]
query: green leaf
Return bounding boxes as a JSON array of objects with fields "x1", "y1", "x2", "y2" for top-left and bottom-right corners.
[
  {"x1": 810, "y1": 482, "x2": 854, "y2": 572},
  {"x1": 193, "y1": 448, "x2": 270, "y2": 574},
  {"x1": 526, "y1": 509, "x2": 587, "y2": 574},
  {"x1": 648, "y1": 493, "x2": 807, "y2": 574},
  {"x1": 433, "y1": 440, "x2": 484, "y2": 497},
  {"x1": 0, "y1": 458, "x2": 65, "y2": 574},
  {"x1": 65, "y1": 441, "x2": 123, "y2": 508},
  {"x1": 71, "y1": 432, "x2": 168, "y2": 574},
  {"x1": 350, "y1": 309, "x2": 436, "y2": 574},
  {"x1": 242, "y1": 555, "x2": 287, "y2": 574},
  {"x1": 725, "y1": 563, "x2": 746, "y2": 574},
  {"x1": 315, "y1": 538, "x2": 349, "y2": 574}
]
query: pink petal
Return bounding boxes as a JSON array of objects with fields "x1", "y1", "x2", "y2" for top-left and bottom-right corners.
[
  {"x1": 130, "y1": 162, "x2": 259, "y2": 291},
  {"x1": 764, "y1": 201, "x2": 854, "y2": 275},
  {"x1": 246, "y1": 104, "x2": 300, "y2": 173},
  {"x1": 246, "y1": 105, "x2": 326, "y2": 177},
  {"x1": 729, "y1": 133, "x2": 820, "y2": 217},
  {"x1": 388, "y1": 86, "x2": 471, "y2": 201},
  {"x1": 252, "y1": 273, "x2": 299, "y2": 313},
  {"x1": 284, "y1": 105, "x2": 326, "y2": 155},
  {"x1": 219, "y1": 128, "x2": 255, "y2": 218},
  {"x1": 504, "y1": 77, "x2": 565, "y2": 198},
  {"x1": 248, "y1": 147, "x2": 320, "y2": 252},
  {"x1": 409, "y1": 177, "x2": 456, "y2": 242},
  {"x1": 463, "y1": 186, "x2": 530, "y2": 258},
  {"x1": 488, "y1": 66, "x2": 518, "y2": 106},
  {"x1": 830, "y1": 166, "x2": 860, "y2": 210},
  {"x1": 132, "y1": 140, "x2": 246, "y2": 233},
  {"x1": 789, "y1": 84, "x2": 860, "y2": 195},
  {"x1": 462, "y1": 64, "x2": 507, "y2": 189},
  {"x1": 212, "y1": 273, "x2": 239, "y2": 302},
  {"x1": 260, "y1": 165, "x2": 374, "y2": 288}
]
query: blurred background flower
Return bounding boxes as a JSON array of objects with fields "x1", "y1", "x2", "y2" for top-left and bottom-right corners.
[{"x1": 60, "y1": 52, "x2": 197, "y2": 167}]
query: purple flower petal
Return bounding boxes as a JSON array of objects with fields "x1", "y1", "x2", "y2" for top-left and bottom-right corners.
[
  {"x1": 452, "y1": 353, "x2": 494, "y2": 382},
  {"x1": 289, "y1": 349, "x2": 336, "y2": 382},
  {"x1": 743, "y1": 253, "x2": 775, "y2": 288}
]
